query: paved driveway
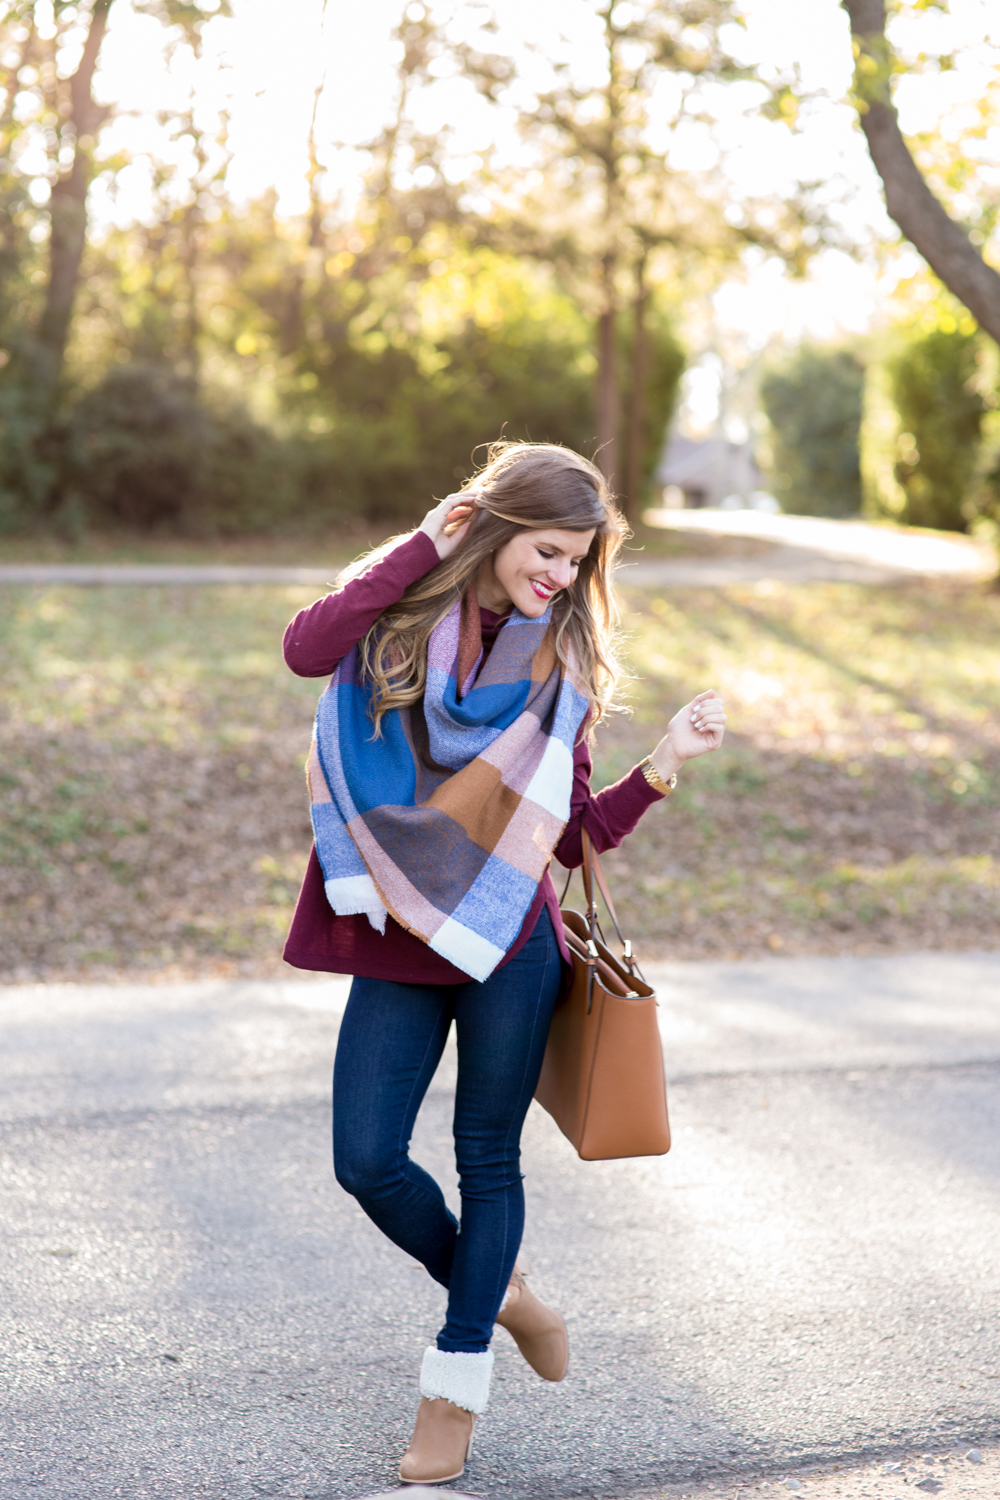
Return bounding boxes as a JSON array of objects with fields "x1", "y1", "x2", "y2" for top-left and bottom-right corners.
[
  {"x1": 634, "y1": 511, "x2": 995, "y2": 586},
  {"x1": 2, "y1": 955, "x2": 999, "y2": 1500},
  {"x1": 0, "y1": 513, "x2": 993, "y2": 590}
]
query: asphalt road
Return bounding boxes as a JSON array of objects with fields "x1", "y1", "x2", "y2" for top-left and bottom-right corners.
[{"x1": 2, "y1": 954, "x2": 999, "y2": 1500}]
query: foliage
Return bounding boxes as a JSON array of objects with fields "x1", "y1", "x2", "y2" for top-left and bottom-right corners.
[
  {"x1": 972, "y1": 392, "x2": 1000, "y2": 546},
  {"x1": 886, "y1": 322, "x2": 985, "y2": 533},
  {"x1": 861, "y1": 303, "x2": 990, "y2": 533},
  {"x1": 0, "y1": 337, "x2": 58, "y2": 530},
  {"x1": 845, "y1": 0, "x2": 1000, "y2": 350},
  {"x1": 60, "y1": 230, "x2": 604, "y2": 530},
  {"x1": 759, "y1": 345, "x2": 865, "y2": 517},
  {"x1": 859, "y1": 355, "x2": 906, "y2": 526},
  {"x1": 453, "y1": 0, "x2": 822, "y2": 508},
  {"x1": 281, "y1": 242, "x2": 602, "y2": 521},
  {"x1": 4, "y1": 161, "x2": 615, "y2": 533},
  {"x1": 0, "y1": 0, "x2": 834, "y2": 536},
  {"x1": 64, "y1": 363, "x2": 300, "y2": 533}
]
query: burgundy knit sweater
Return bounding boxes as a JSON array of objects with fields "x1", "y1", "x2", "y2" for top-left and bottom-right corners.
[{"x1": 281, "y1": 530, "x2": 664, "y2": 983}]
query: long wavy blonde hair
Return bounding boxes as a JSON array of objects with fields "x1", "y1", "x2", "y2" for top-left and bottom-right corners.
[{"x1": 339, "y1": 441, "x2": 630, "y2": 736}]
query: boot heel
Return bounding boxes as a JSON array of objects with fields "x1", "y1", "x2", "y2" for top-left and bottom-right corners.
[{"x1": 399, "y1": 1399, "x2": 477, "y2": 1484}]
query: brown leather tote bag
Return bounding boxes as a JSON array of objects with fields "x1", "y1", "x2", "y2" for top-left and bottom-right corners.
[{"x1": 534, "y1": 829, "x2": 671, "y2": 1161}]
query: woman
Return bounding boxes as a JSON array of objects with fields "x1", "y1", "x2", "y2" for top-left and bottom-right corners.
[{"x1": 282, "y1": 441, "x2": 726, "y2": 1484}]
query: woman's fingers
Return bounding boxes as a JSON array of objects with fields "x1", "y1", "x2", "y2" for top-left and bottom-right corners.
[
  {"x1": 689, "y1": 693, "x2": 726, "y2": 733},
  {"x1": 689, "y1": 689, "x2": 719, "y2": 718},
  {"x1": 420, "y1": 492, "x2": 479, "y2": 556},
  {"x1": 660, "y1": 692, "x2": 726, "y2": 767},
  {"x1": 442, "y1": 501, "x2": 475, "y2": 536},
  {"x1": 440, "y1": 490, "x2": 478, "y2": 535}
]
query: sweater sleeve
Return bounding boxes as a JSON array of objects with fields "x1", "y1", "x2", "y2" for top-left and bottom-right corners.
[
  {"x1": 283, "y1": 531, "x2": 442, "y2": 678},
  {"x1": 553, "y1": 734, "x2": 665, "y2": 869}
]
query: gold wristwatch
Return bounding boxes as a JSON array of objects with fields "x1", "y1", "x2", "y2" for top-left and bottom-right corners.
[{"x1": 640, "y1": 757, "x2": 677, "y2": 795}]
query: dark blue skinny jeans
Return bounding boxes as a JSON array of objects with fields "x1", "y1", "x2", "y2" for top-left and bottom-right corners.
[{"x1": 332, "y1": 908, "x2": 562, "y2": 1353}]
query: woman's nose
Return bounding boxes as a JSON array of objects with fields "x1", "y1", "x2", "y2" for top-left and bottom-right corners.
[{"x1": 547, "y1": 559, "x2": 573, "y2": 588}]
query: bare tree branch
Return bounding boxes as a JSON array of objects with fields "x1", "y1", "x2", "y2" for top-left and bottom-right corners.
[{"x1": 841, "y1": 0, "x2": 1000, "y2": 345}]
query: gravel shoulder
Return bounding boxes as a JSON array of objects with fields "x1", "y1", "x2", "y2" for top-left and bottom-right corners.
[{"x1": 627, "y1": 1444, "x2": 998, "y2": 1500}]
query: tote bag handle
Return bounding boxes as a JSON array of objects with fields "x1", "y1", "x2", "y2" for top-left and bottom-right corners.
[{"x1": 560, "y1": 828, "x2": 645, "y2": 984}]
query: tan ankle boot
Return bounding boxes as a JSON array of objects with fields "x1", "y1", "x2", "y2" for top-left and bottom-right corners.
[
  {"x1": 399, "y1": 1396, "x2": 476, "y2": 1484},
  {"x1": 399, "y1": 1345, "x2": 492, "y2": 1484},
  {"x1": 495, "y1": 1264, "x2": 569, "y2": 1382}
]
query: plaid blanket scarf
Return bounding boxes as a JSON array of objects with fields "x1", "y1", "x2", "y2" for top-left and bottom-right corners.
[{"x1": 306, "y1": 589, "x2": 590, "y2": 981}]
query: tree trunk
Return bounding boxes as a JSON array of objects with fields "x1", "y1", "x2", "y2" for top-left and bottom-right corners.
[
  {"x1": 307, "y1": 0, "x2": 328, "y2": 251},
  {"x1": 623, "y1": 250, "x2": 650, "y2": 521},
  {"x1": 36, "y1": 0, "x2": 113, "y2": 378},
  {"x1": 594, "y1": 1, "x2": 622, "y2": 488},
  {"x1": 841, "y1": 0, "x2": 1000, "y2": 345},
  {"x1": 280, "y1": 0, "x2": 327, "y2": 357},
  {"x1": 179, "y1": 198, "x2": 201, "y2": 381},
  {"x1": 595, "y1": 251, "x2": 619, "y2": 484}
]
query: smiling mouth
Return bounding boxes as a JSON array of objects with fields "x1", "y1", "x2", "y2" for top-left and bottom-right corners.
[{"x1": 529, "y1": 579, "x2": 555, "y2": 600}]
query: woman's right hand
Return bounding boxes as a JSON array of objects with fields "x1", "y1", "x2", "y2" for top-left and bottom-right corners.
[{"x1": 419, "y1": 492, "x2": 477, "y2": 560}]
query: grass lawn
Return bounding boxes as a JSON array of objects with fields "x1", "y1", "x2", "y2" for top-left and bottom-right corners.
[
  {"x1": 0, "y1": 518, "x2": 751, "y2": 568},
  {"x1": 1, "y1": 573, "x2": 998, "y2": 981},
  {"x1": 0, "y1": 521, "x2": 390, "y2": 569}
]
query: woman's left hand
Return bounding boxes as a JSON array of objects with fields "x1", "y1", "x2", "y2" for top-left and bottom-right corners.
[{"x1": 649, "y1": 689, "x2": 727, "y2": 781}]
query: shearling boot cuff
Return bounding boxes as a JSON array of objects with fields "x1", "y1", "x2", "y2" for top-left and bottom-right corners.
[{"x1": 419, "y1": 1346, "x2": 494, "y2": 1415}]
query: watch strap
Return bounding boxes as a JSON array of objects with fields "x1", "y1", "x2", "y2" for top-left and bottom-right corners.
[{"x1": 640, "y1": 757, "x2": 677, "y2": 795}]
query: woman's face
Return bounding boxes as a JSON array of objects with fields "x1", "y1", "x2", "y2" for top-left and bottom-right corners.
[{"x1": 476, "y1": 527, "x2": 597, "y2": 617}]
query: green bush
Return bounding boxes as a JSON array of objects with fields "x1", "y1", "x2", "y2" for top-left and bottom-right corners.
[
  {"x1": 66, "y1": 364, "x2": 297, "y2": 533},
  {"x1": 1, "y1": 223, "x2": 683, "y2": 535},
  {"x1": 760, "y1": 344, "x2": 865, "y2": 517},
  {"x1": 885, "y1": 323, "x2": 985, "y2": 533},
  {"x1": 0, "y1": 367, "x2": 56, "y2": 532},
  {"x1": 282, "y1": 249, "x2": 605, "y2": 524}
]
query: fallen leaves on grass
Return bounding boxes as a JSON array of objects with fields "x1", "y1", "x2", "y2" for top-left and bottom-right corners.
[
  {"x1": 588, "y1": 725, "x2": 1000, "y2": 959},
  {"x1": 1, "y1": 576, "x2": 999, "y2": 982},
  {"x1": 0, "y1": 728, "x2": 312, "y2": 979},
  {"x1": 589, "y1": 577, "x2": 1000, "y2": 959}
]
